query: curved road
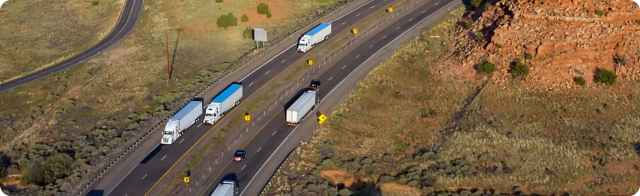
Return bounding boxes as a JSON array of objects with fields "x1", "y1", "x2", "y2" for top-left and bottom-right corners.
[{"x1": 0, "y1": 0, "x2": 143, "y2": 92}]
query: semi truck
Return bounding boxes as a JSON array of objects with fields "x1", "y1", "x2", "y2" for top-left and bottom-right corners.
[
  {"x1": 286, "y1": 89, "x2": 317, "y2": 125},
  {"x1": 210, "y1": 180, "x2": 237, "y2": 196},
  {"x1": 297, "y1": 23, "x2": 332, "y2": 53},
  {"x1": 204, "y1": 83, "x2": 243, "y2": 125},
  {"x1": 162, "y1": 98, "x2": 204, "y2": 145}
]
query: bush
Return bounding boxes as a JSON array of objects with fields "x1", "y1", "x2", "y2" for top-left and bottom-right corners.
[
  {"x1": 613, "y1": 54, "x2": 626, "y2": 66},
  {"x1": 573, "y1": 76, "x2": 586, "y2": 86},
  {"x1": 241, "y1": 14, "x2": 249, "y2": 22},
  {"x1": 509, "y1": 60, "x2": 529, "y2": 79},
  {"x1": 242, "y1": 28, "x2": 253, "y2": 39},
  {"x1": 23, "y1": 153, "x2": 74, "y2": 186},
  {"x1": 257, "y1": 3, "x2": 272, "y2": 18},
  {"x1": 594, "y1": 68, "x2": 617, "y2": 85},
  {"x1": 216, "y1": 13, "x2": 238, "y2": 29},
  {"x1": 467, "y1": 0, "x2": 487, "y2": 9},
  {"x1": 215, "y1": 0, "x2": 223, "y2": 2},
  {"x1": 0, "y1": 152, "x2": 10, "y2": 178},
  {"x1": 595, "y1": 9, "x2": 606, "y2": 17},
  {"x1": 474, "y1": 60, "x2": 496, "y2": 74}
]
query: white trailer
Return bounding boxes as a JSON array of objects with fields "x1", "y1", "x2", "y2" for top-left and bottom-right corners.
[
  {"x1": 297, "y1": 23, "x2": 332, "y2": 53},
  {"x1": 286, "y1": 90, "x2": 317, "y2": 125},
  {"x1": 204, "y1": 83, "x2": 243, "y2": 125},
  {"x1": 210, "y1": 180, "x2": 237, "y2": 196},
  {"x1": 162, "y1": 99, "x2": 203, "y2": 144}
]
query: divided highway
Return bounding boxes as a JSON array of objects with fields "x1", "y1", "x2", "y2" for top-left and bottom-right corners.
[
  {"x1": 210, "y1": 0, "x2": 456, "y2": 195},
  {"x1": 0, "y1": 0, "x2": 143, "y2": 92},
  {"x1": 105, "y1": 1, "x2": 392, "y2": 195}
]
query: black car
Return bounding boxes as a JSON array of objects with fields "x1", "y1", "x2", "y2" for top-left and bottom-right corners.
[{"x1": 233, "y1": 150, "x2": 246, "y2": 162}]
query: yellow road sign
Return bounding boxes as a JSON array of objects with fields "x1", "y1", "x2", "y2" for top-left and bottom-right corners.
[
  {"x1": 351, "y1": 28, "x2": 359, "y2": 35},
  {"x1": 183, "y1": 176, "x2": 190, "y2": 184},
  {"x1": 306, "y1": 58, "x2": 315, "y2": 65},
  {"x1": 243, "y1": 112, "x2": 252, "y2": 122},
  {"x1": 318, "y1": 114, "x2": 328, "y2": 124},
  {"x1": 386, "y1": 6, "x2": 395, "y2": 13}
]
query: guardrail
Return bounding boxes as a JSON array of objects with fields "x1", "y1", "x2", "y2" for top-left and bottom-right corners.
[{"x1": 71, "y1": 0, "x2": 379, "y2": 195}]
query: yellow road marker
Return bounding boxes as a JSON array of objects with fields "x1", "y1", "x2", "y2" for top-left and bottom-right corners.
[
  {"x1": 318, "y1": 114, "x2": 328, "y2": 124},
  {"x1": 243, "y1": 112, "x2": 252, "y2": 122}
]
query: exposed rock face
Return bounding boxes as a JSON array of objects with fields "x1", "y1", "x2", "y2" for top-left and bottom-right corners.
[{"x1": 450, "y1": 0, "x2": 640, "y2": 89}]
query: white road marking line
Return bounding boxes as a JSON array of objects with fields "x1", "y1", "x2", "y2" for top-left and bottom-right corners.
[
  {"x1": 409, "y1": 17, "x2": 414, "y2": 22},
  {"x1": 341, "y1": 21, "x2": 347, "y2": 25},
  {"x1": 280, "y1": 59, "x2": 287, "y2": 63},
  {"x1": 249, "y1": 81, "x2": 255, "y2": 87},
  {"x1": 396, "y1": 26, "x2": 401, "y2": 30},
  {"x1": 161, "y1": 154, "x2": 167, "y2": 161},
  {"x1": 383, "y1": 35, "x2": 388, "y2": 39},
  {"x1": 241, "y1": 164, "x2": 247, "y2": 171},
  {"x1": 421, "y1": 10, "x2": 427, "y2": 14},
  {"x1": 355, "y1": 54, "x2": 361, "y2": 59},
  {"x1": 141, "y1": 173, "x2": 148, "y2": 180},
  {"x1": 328, "y1": 76, "x2": 334, "y2": 81},
  {"x1": 341, "y1": 65, "x2": 347, "y2": 70},
  {"x1": 257, "y1": 146, "x2": 262, "y2": 152},
  {"x1": 264, "y1": 70, "x2": 271, "y2": 75},
  {"x1": 355, "y1": 13, "x2": 361, "y2": 17},
  {"x1": 271, "y1": 131, "x2": 277, "y2": 136},
  {"x1": 179, "y1": 139, "x2": 184, "y2": 144},
  {"x1": 369, "y1": 5, "x2": 376, "y2": 9}
]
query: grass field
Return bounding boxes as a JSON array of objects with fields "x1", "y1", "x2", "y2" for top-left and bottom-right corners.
[
  {"x1": 0, "y1": 0, "x2": 125, "y2": 82},
  {"x1": 265, "y1": 7, "x2": 640, "y2": 195},
  {"x1": 0, "y1": 0, "x2": 346, "y2": 194}
]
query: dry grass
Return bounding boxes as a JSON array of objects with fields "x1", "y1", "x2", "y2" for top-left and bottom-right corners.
[
  {"x1": 266, "y1": 6, "x2": 640, "y2": 195},
  {"x1": 0, "y1": 0, "x2": 124, "y2": 82}
]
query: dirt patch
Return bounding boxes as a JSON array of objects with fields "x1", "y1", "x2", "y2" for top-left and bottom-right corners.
[
  {"x1": 320, "y1": 169, "x2": 356, "y2": 188},
  {"x1": 380, "y1": 183, "x2": 422, "y2": 196}
]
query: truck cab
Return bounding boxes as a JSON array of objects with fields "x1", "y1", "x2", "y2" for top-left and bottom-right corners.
[
  {"x1": 210, "y1": 180, "x2": 237, "y2": 196},
  {"x1": 297, "y1": 36, "x2": 312, "y2": 52},
  {"x1": 204, "y1": 103, "x2": 222, "y2": 124}
]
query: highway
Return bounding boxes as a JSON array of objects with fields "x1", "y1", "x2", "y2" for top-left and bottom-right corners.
[
  {"x1": 106, "y1": 1, "x2": 391, "y2": 195},
  {"x1": 207, "y1": 0, "x2": 455, "y2": 195},
  {"x1": 0, "y1": 0, "x2": 143, "y2": 92}
]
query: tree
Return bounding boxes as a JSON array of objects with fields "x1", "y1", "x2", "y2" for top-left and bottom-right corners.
[
  {"x1": 474, "y1": 60, "x2": 496, "y2": 74},
  {"x1": 241, "y1": 14, "x2": 249, "y2": 22},
  {"x1": 0, "y1": 152, "x2": 10, "y2": 178},
  {"x1": 257, "y1": 3, "x2": 272, "y2": 18},
  {"x1": 594, "y1": 68, "x2": 617, "y2": 85},
  {"x1": 23, "y1": 153, "x2": 74, "y2": 186},
  {"x1": 242, "y1": 28, "x2": 253, "y2": 39},
  {"x1": 509, "y1": 60, "x2": 529, "y2": 79},
  {"x1": 216, "y1": 13, "x2": 238, "y2": 29}
]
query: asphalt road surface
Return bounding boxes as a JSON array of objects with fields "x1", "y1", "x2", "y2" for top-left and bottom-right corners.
[
  {"x1": 0, "y1": 0, "x2": 143, "y2": 92},
  {"x1": 210, "y1": 0, "x2": 454, "y2": 195},
  {"x1": 107, "y1": 1, "x2": 391, "y2": 195}
]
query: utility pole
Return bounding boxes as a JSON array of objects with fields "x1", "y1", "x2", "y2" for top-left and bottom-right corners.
[{"x1": 165, "y1": 31, "x2": 173, "y2": 80}]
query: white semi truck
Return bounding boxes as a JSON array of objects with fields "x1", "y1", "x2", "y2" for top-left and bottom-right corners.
[
  {"x1": 162, "y1": 98, "x2": 204, "y2": 144},
  {"x1": 286, "y1": 89, "x2": 317, "y2": 125},
  {"x1": 297, "y1": 23, "x2": 332, "y2": 53},
  {"x1": 204, "y1": 83, "x2": 243, "y2": 125},
  {"x1": 210, "y1": 180, "x2": 237, "y2": 196}
]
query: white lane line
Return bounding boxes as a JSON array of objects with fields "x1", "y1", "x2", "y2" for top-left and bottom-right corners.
[
  {"x1": 249, "y1": 81, "x2": 255, "y2": 87},
  {"x1": 396, "y1": 25, "x2": 401, "y2": 30},
  {"x1": 264, "y1": 70, "x2": 271, "y2": 76},
  {"x1": 341, "y1": 21, "x2": 347, "y2": 25},
  {"x1": 280, "y1": 59, "x2": 287, "y2": 64},
  {"x1": 241, "y1": 164, "x2": 247, "y2": 171},
  {"x1": 355, "y1": 13, "x2": 361, "y2": 17},
  {"x1": 141, "y1": 173, "x2": 148, "y2": 180},
  {"x1": 271, "y1": 131, "x2": 277, "y2": 136},
  {"x1": 257, "y1": 146, "x2": 262, "y2": 153},
  {"x1": 341, "y1": 65, "x2": 347, "y2": 70},
  {"x1": 179, "y1": 138, "x2": 185, "y2": 144},
  {"x1": 355, "y1": 54, "x2": 361, "y2": 59},
  {"x1": 409, "y1": 17, "x2": 414, "y2": 22},
  {"x1": 369, "y1": 5, "x2": 376, "y2": 9},
  {"x1": 161, "y1": 154, "x2": 167, "y2": 161},
  {"x1": 421, "y1": 10, "x2": 427, "y2": 14},
  {"x1": 383, "y1": 35, "x2": 388, "y2": 39},
  {"x1": 328, "y1": 76, "x2": 334, "y2": 81}
]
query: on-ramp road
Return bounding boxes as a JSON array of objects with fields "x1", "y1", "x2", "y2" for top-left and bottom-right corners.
[{"x1": 0, "y1": 0, "x2": 143, "y2": 92}]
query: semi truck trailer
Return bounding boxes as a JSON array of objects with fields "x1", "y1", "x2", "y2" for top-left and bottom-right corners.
[
  {"x1": 210, "y1": 180, "x2": 237, "y2": 196},
  {"x1": 286, "y1": 89, "x2": 317, "y2": 125},
  {"x1": 204, "y1": 83, "x2": 243, "y2": 125},
  {"x1": 297, "y1": 23, "x2": 332, "y2": 53},
  {"x1": 162, "y1": 98, "x2": 204, "y2": 144}
]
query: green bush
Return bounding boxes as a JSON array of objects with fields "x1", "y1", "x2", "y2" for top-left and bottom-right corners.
[
  {"x1": 509, "y1": 60, "x2": 529, "y2": 79},
  {"x1": 257, "y1": 3, "x2": 272, "y2": 18},
  {"x1": 23, "y1": 153, "x2": 74, "y2": 186},
  {"x1": 216, "y1": 13, "x2": 238, "y2": 29},
  {"x1": 573, "y1": 76, "x2": 586, "y2": 86},
  {"x1": 595, "y1": 9, "x2": 606, "y2": 17},
  {"x1": 241, "y1": 14, "x2": 249, "y2": 22},
  {"x1": 242, "y1": 28, "x2": 253, "y2": 39},
  {"x1": 594, "y1": 68, "x2": 617, "y2": 85},
  {"x1": 215, "y1": 0, "x2": 223, "y2": 2},
  {"x1": 474, "y1": 60, "x2": 496, "y2": 74}
]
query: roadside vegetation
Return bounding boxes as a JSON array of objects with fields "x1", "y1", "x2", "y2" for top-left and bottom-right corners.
[
  {"x1": 266, "y1": 5, "x2": 640, "y2": 195},
  {"x1": 0, "y1": 0, "x2": 347, "y2": 194}
]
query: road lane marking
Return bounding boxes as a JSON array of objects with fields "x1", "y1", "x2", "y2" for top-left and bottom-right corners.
[
  {"x1": 341, "y1": 65, "x2": 347, "y2": 70},
  {"x1": 264, "y1": 70, "x2": 271, "y2": 76},
  {"x1": 369, "y1": 5, "x2": 376, "y2": 9},
  {"x1": 328, "y1": 76, "x2": 334, "y2": 81},
  {"x1": 248, "y1": 81, "x2": 255, "y2": 87},
  {"x1": 341, "y1": 21, "x2": 347, "y2": 25},
  {"x1": 161, "y1": 154, "x2": 167, "y2": 161},
  {"x1": 179, "y1": 138, "x2": 184, "y2": 144},
  {"x1": 409, "y1": 17, "x2": 414, "y2": 22},
  {"x1": 257, "y1": 147, "x2": 262, "y2": 152},
  {"x1": 355, "y1": 54, "x2": 361, "y2": 59},
  {"x1": 355, "y1": 13, "x2": 361, "y2": 17},
  {"x1": 271, "y1": 131, "x2": 277, "y2": 136},
  {"x1": 383, "y1": 35, "x2": 388, "y2": 39},
  {"x1": 396, "y1": 25, "x2": 401, "y2": 30},
  {"x1": 241, "y1": 164, "x2": 247, "y2": 171},
  {"x1": 280, "y1": 59, "x2": 287, "y2": 63},
  {"x1": 141, "y1": 173, "x2": 148, "y2": 180}
]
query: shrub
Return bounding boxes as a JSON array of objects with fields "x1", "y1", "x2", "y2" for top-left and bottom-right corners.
[
  {"x1": 216, "y1": 13, "x2": 238, "y2": 29},
  {"x1": 242, "y1": 28, "x2": 253, "y2": 39},
  {"x1": 613, "y1": 54, "x2": 626, "y2": 66},
  {"x1": 595, "y1": 9, "x2": 606, "y2": 17},
  {"x1": 257, "y1": 3, "x2": 272, "y2": 18},
  {"x1": 241, "y1": 14, "x2": 249, "y2": 22},
  {"x1": 509, "y1": 60, "x2": 529, "y2": 79},
  {"x1": 573, "y1": 76, "x2": 586, "y2": 86},
  {"x1": 23, "y1": 153, "x2": 74, "y2": 186},
  {"x1": 593, "y1": 68, "x2": 617, "y2": 85},
  {"x1": 215, "y1": 0, "x2": 223, "y2": 2},
  {"x1": 474, "y1": 60, "x2": 496, "y2": 74},
  {"x1": 0, "y1": 152, "x2": 10, "y2": 178}
]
